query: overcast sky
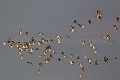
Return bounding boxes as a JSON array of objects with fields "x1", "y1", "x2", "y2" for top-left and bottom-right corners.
[{"x1": 0, "y1": 0, "x2": 120, "y2": 80}]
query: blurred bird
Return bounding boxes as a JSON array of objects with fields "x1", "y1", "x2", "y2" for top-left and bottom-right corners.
[
  {"x1": 29, "y1": 48, "x2": 34, "y2": 54},
  {"x1": 69, "y1": 26, "x2": 76, "y2": 33},
  {"x1": 38, "y1": 32, "x2": 43, "y2": 36},
  {"x1": 88, "y1": 58, "x2": 93, "y2": 64},
  {"x1": 106, "y1": 35, "x2": 110, "y2": 40},
  {"x1": 38, "y1": 62, "x2": 43, "y2": 67},
  {"x1": 116, "y1": 17, "x2": 119, "y2": 22},
  {"x1": 94, "y1": 60, "x2": 98, "y2": 65},
  {"x1": 80, "y1": 74, "x2": 82, "y2": 78},
  {"x1": 38, "y1": 54, "x2": 42, "y2": 58},
  {"x1": 113, "y1": 25, "x2": 119, "y2": 31},
  {"x1": 19, "y1": 29, "x2": 23, "y2": 35},
  {"x1": 56, "y1": 35, "x2": 62, "y2": 43},
  {"x1": 43, "y1": 59, "x2": 49, "y2": 64},
  {"x1": 58, "y1": 58, "x2": 62, "y2": 61},
  {"x1": 89, "y1": 42, "x2": 93, "y2": 47},
  {"x1": 25, "y1": 32, "x2": 29, "y2": 35},
  {"x1": 104, "y1": 56, "x2": 109, "y2": 63},
  {"x1": 2, "y1": 41, "x2": 6, "y2": 45},
  {"x1": 84, "y1": 54, "x2": 87, "y2": 59},
  {"x1": 61, "y1": 52, "x2": 67, "y2": 58},
  {"x1": 77, "y1": 56, "x2": 81, "y2": 60},
  {"x1": 91, "y1": 45, "x2": 96, "y2": 50},
  {"x1": 102, "y1": 35, "x2": 107, "y2": 39},
  {"x1": 70, "y1": 53, "x2": 74, "y2": 58},
  {"x1": 27, "y1": 62, "x2": 33, "y2": 66},
  {"x1": 69, "y1": 59, "x2": 75, "y2": 65},
  {"x1": 93, "y1": 50, "x2": 98, "y2": 54},
  {"x1": 73, "y1": 20, "x2": 77, "y2": 23},
  {"x1": 79, "y1": 63, "x2": 84, "y2": 72},
  {"x1": 20, "y1": 55, "x2": 23, "y2": 60},
  {"x1": 81, "y1": 40, "x2": 86, "y2": 47},
  {"x1": 102, "y1": 35, "x2": 110, "y2": 40},
  {"x1": 96, "y1": 10, "x2": 103, "y2": 20},
  {"x1": 77, "y1": 24, "x2": 85, "y2": 28},
  {"x1": 110, "y1": 41, "x2": 115, "y2": 44},
  {"x1": 111, "y1": 57, "x2": 119, "y2": 60},
  {"x1": 38, "y1": 69, "x2": 41, "y2": 73},
  {"x1": 88, "y1": 19, "x2": 92, "y2": 25}
]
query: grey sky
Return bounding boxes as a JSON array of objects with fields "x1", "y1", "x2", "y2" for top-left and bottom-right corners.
[{"x1": 0, "y1": 0, "x2": 120, "y2": 80}]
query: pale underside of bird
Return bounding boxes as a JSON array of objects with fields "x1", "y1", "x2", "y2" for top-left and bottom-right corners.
[{"x1": 113, "y1": 25, "x2": 119, "y2": 31}]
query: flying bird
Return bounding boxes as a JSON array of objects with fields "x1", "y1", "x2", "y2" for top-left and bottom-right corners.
[
  {"x1": 116, "y1": 17, "x2": 119, "y2": 22},
  {"x1": 96, "y1": 10, "x2": 103, "y2": 20},
  {"x1": 88, "y1": 19, "x2": 92, "y2": 25}
]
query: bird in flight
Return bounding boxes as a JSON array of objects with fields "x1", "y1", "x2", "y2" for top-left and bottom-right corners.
[
  {"x1": 88, "y1": 19, "x2": 93, "y2": 25},
  {"x1": 96, "y1": 10, "x2": 103, "y2": 20},
  {"x1": 116, "y1": 17, "x2": 119, "y2": 22}
]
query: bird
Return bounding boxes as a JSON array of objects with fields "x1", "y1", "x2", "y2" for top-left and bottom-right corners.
[
  {"x1": 89, "y1": 42, "x2": 93, "y2": 47},
  {"x1": 91, "y1": 45, "x2": 96, "y2": 50},
  {"x1": 81, "y1": 40, "x2": 86, "y2": 47},
  {"x1": 69, "y1": 26, "x2": 76, "y2": 33},
  {"x1": 101, "y1": 35, "x2": 110, "y2": 40},
  {"x1": 69, "y1": 59, "x2": 75, "y2": 65},
  {"x1": 106, "y1": 35, "x2": 110, "y2": 40},
  {"x1": 88, "y1": 19, "x2": 92, "y2": 25},
  {"x1": 116, "y1": 17, "x2": 119, "y2": 22},
  {"x1": 38, "y1": 69, "x2": 41, "y2": 73},
  {"x1": 77, "y1": 24, "x2": 85, "y2": 28},
  {"x1": 111, "y1": 57, "x2": 119, "y2": 60},
  {"x1": 93, "y1": 50, "x2": 98, "y2": 54},
  {"x1": 56, "y1": 35, "x2": 62, "y2": 43},
  {"x1": 29, "y1": 48, "x2": 34, "y2": 55},
  {"x1": 88, "y1": 58, "x2": 93, "y2": 64},
  {"x1": 110, "y1": 41, "x2": 115, "y2": 44},
  {"x1": 114, "y1": 57, "x2": 118, "y2": 60},
  {"x1": 57, "y1": 39, "x2": 61, "y2": 44},
  {"x1": 49, "y1": 39, "x2": 55, "y2": 43},
  {"x1": 27, "y1": 62, "x2": 33, "y2": 66},
  {"x1": 95, "y1": 60, "x2": 99, "y2": 65},
  {"x1": 38, "y1": 62, "x2": 43, "y2": 67},
  {"x1": 79, "y1": 63, "x2": 84, "y2": 72},
  {"x1": 38, "y1": 54, "x2": 42, "y2": 58},
  {"x1": 73, "y1": 20, "x2": 77, "y2": 23},
  {"x1": 20, "y1": 55, "x2": 23, "y2": 60},
  {"x1": 113, "y1": 25, "x2": 119, "y2": 31},
  {"x1": 66, "y1": 35, "x2": 71, "y2": 38},
  {"x1": 2, "y1": 41, "x2": 6, "y2": 46},
  {"x1": 58, "y1": 58, "x2": 62, "y2": 61},
  {"x1": 84, "y1": 54, "x2": 87, "y2": 59},
  {"x1": 102, "y1": 35, "x2": 107, "y2": 39},
  {"x1": 61, "y1": 52, "x2": 64, "y2": 55},
  {"x1": 104, "y1": 56, "x2": 109, "y2": 63},
  {"x1": 96, "y1": 10, "x2": 103, "y2": 20},
  {"x1": 77, "y1": 56, "x2": 81, "y2": 60},
  {"x1": 19, "y1": 29, "x2": 23, "y2": 35},
  {"x1": 35, "y1": 48, "x2": 39, "y2": 51},
  {"x1": 25, "y1": 32, "x2": 29, "y2": 35},
  {"x1": 70, "y1": 53, "x2": 74, "y2": 58},
  {"x1": 80, "y1": 74, "x2": 82, "y2": 78},
  {"x1": 61, "y1": 52, "x2": 67, "y2": 59},
  {"x1": 38, "y1": 32, "x2": 43, "y2": 36},
  {"x1": 43, "y1": 59, "x2": 50, "y2": 64}
]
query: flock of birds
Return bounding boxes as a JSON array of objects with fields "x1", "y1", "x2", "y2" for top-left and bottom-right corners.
[{"x1": 2, "y1": 10, "x2": 120, "y2": 79}]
